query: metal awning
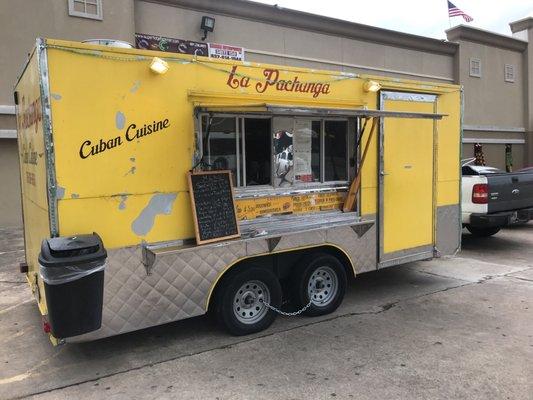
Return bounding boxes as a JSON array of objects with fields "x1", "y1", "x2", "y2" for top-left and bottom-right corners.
[{"x1": 195, "y1": 103, "x2": 446, "y2": 120}]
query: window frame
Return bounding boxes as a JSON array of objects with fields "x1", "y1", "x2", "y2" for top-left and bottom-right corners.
[
  {"x1": 323, "y1": 118, "x2": 350, "y2": 183},
  {"x1": 197, "y1": 113, "x2": 351, "y2": 190},
  {"x1": 504, "y1": 64, "x2": 515, "y2": 83},
  {"x1": 240, "y1": 116, "x2": 273, "y2": 188},
  {"x1": 469, "y1": 58, "x2": 482, "y2": 78},
  {"x1": 68, "y1": 0, "x2": 103, "y2": 21}
]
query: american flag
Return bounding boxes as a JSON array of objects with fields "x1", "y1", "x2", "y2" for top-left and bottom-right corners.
[{"x1": 448, "y1": 1, "x2": 474, "y2": 22}]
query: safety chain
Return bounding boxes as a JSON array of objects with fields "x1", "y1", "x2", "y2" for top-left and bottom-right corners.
[{"x1": 260, "y1": 298, "x2": 315, "y2": 317}]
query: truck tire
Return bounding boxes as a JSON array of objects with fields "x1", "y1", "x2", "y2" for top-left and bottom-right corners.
[
  {"x1": 214, "y1": 267, "x2": 282, "y2": 336},
  {"x1": 291, "y1": 253, "x2": 347, "y2": 317},
  {"x1": 466, "y1": 225, "x2": 501, "y2": 237}
]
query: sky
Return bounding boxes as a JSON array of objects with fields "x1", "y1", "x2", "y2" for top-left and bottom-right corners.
[{"x1": 252, "y1": 0, "x2": 533, "y2": 39}]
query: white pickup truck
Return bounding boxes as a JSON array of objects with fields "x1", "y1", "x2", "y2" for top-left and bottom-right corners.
[{"x1": 462, "y1": 161, "x2": 533, "y2": 237}]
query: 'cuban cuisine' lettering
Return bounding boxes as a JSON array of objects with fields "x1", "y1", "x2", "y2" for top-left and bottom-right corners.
[{"x1": 79, "y1": 118, "x2": 169, "y2": 159}]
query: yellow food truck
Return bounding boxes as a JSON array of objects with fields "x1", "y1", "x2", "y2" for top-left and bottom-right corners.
[{"x1": 15, "y1": 38, "x2": 461, "y2": 344}]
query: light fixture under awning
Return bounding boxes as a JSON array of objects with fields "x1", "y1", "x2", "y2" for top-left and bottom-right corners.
[{"x1": 195, "y1": 103, "x2": 446, "y2": 120}]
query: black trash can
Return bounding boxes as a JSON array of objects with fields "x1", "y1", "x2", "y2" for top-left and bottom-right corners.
[{"x1": 38, "y1": 233, "x2": 107, "y2": 338}]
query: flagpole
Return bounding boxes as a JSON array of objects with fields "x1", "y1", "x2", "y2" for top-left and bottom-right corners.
[{"x1": 447, "y1": 1, "x2": 452, "y2": 29}]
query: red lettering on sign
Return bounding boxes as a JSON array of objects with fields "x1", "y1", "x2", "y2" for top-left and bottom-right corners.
[
  {"x1": 226, "y1": 65, "x2": 250, "y2": 90},
  {"x1": 227, "y1": 66, "x2": 331, "y2": 98}
]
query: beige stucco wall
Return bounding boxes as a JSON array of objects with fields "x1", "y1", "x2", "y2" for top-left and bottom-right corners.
[
  {"x1": 0, "y1": 0, "x2": 135, "y2": 106},
  {"x1": 526, "y1": 27, "x2": 533, "y2": 167},
  {"x1": 458, "y1": 40, "x2": 525, "y2": 128},
  {"x1": 0, "y1": 115, "x2": 16, "y2": 130},
  {"x1": 134, "y1": 1, "x2": 454, "y2": 82},
  {"x1": 0, "y1": 140, "x2": 22, "y2": 227},
  {"x1": 511, "y1": 19, "x2": 533, "y2": 167},
  {"x1": 462, "y1": 143, "x2": 524, "y2": 171}
]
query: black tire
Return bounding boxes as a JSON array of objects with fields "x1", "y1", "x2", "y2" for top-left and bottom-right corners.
[
  {"x1": 466, "y1": 225, "x2": 501, "y2": 237},
  {"x1": 291, "y1": 253, "x2": 347, "y2": 317},
  {"x1": 214, "y1": 267, "x2": 282, "y2": 336}
]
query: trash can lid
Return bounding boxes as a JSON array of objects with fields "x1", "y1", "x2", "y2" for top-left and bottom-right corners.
[{"x1": 39, "y1": 233, "x2": 107, "y2": 268}]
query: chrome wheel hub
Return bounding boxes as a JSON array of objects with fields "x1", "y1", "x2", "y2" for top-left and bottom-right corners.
[
  {"x1": 233, "y1": 280, "x2": 270, "y2": 324},
  {"x1": 308, "y1": 266, "x2": 338, "y2": 306}
]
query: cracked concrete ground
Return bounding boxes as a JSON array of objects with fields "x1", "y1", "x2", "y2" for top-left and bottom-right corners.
[{"x1": 0, "y1": 224, "x2": 532, "y2": 399}]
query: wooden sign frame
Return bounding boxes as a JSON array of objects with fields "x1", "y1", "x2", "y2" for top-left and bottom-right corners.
[{"x1": 187, "y1": 170, "x2": 241, "y2": 245}]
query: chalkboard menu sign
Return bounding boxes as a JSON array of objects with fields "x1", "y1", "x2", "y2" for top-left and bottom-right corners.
[{"x1": 188, "y1": 171, "x2": 241, "y2": 245}]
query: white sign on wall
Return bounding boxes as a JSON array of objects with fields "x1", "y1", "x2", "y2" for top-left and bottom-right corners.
[{"x1": 208, "y1": 43, "x2": 245, "y2": 61}]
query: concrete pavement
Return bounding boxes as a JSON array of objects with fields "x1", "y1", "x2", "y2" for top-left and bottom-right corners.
[{"x1": 0, "y1": 224, "x2": 532, "y2": 399}]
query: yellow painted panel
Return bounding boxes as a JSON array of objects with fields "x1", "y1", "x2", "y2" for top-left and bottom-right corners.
[
  {"x1": 16, "y1": 52, "x2": 49, "y2": 211},
  {"x1": 361, "y1": 187, "x2": 377, "y2": 216},
  {"x1": 437, "y1": 181, "x2": 459, "y2": 205},
  {"x1": 46, "y1": 42, "x2": 371, "y2": 248},
  {"x1": 47, "y1": 50, "x2": 195, "y2": 197},
  {"x1": 383, "y1": 100, "x2": 434, "y2": 253},
  {"x1": 360, "y1": 94, "x2": 379, "y2": 216},
  {"x1": 57, "y1": 192, "x2": 194, "y2": 249},
  {"x1": 40, "y1": 39, "x2": 461, "y2": 250},
  {"x1": 435, "y1": 91, "x2": 461, "y2": 206},
  {"x1": 20, "y1": 199, "x2": 51, "y2": 314},
  {"x1": 14, "y1": 48, "x2": 51, "y2": 313}
]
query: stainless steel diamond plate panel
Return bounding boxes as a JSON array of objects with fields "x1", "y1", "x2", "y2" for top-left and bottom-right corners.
[
  {"x1": 68, "y1": 220, "x2": 376, "y2": 342},
  {"x1": 245, "y1": 237, "x2": 269, "y2": 255},
  {"x1": 275, "y1": 229, "x2": 326, "y2": 251},
  {"x1": 436, "y1": 204, "x2": 461, "y2": 256},
  {"x1": 326, "y1": 224, "x2": 376, "y2": 273}
]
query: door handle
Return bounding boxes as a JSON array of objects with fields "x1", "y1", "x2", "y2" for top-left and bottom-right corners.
[{"x1": 380, "y1": 171, "x2": 389, "y2": 176}]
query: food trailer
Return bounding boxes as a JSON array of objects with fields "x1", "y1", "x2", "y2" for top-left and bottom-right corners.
[{"x1": 15, "y1": 38, "x2": 461, "y2": 344}]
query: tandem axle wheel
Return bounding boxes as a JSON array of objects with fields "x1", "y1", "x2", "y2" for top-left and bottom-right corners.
[{"x1": 213, "y1": 251, "x2": 349, "y2": 335}]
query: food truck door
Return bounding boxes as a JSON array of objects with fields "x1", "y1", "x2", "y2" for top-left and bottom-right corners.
[{"x1": 378, "y1": 92, "x2": 437, "y2": 267}]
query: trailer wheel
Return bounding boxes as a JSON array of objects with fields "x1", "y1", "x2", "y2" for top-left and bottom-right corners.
[
  {"x1": 466, "y1": 225, "x2": 501, "y2": 237},
  {"x1": 292, "y1": 253, "x2": 347, "y2": 317},
  {"x1": 215, "y1": 267, "x2": 282, "y2": 336}
]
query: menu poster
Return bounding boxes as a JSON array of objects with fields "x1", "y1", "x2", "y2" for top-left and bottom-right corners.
[{"x1": 293, "y1": 119, "x2": 313, "y2": 182}]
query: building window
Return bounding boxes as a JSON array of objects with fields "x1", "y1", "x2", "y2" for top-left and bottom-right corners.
[
  {"x1": 68, "y1": 0, "x2": 103, "y2": 20},
  {"x1": 504, "y1": 64, "x2": 515, "y2": 83},
  {"x1": 469, "y1": 58, "x2": 481, "y2": 78}
]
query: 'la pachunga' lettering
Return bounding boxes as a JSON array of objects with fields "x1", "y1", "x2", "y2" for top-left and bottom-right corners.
[
  {"x1": 79, "y1": 118, "x2": 169, "y2": 159},
  {"x1": 226, "y1": 66, "x2": 331, "y2": 98}
]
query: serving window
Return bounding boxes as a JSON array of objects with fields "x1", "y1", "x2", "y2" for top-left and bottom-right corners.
[
  {"x1": 199, "y1": 114, "x2": 350, "y2": 189},
  {"x1": 200, "y1": 115, "x2": 272, "y2": 187}
]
